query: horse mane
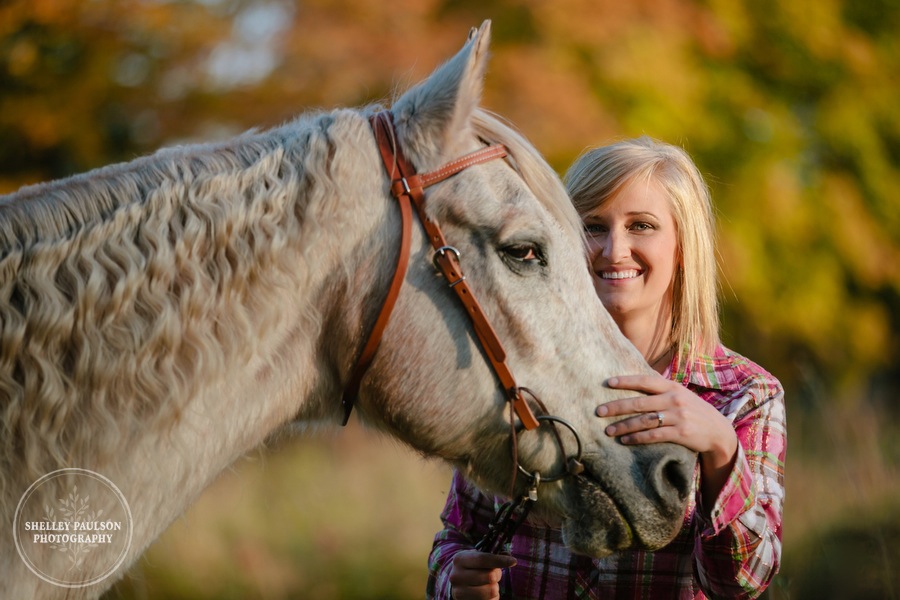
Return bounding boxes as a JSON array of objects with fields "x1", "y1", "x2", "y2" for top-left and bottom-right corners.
[
  {"x1": 1, "y1": 115, "x2": 320, "y2": 254},
  {"x1": 0, "y1": 108, "x2": 365, "y2": 508}
]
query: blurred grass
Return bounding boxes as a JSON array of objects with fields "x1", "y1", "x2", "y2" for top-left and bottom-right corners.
[
  {"x1": 104, "y1": 401, "x2": 899, "y2": 599},
  {"x1": 104, "y1": 421, "x2": 452, "y2": 600},
  {"x1": 767, "y1": 399, "x2": 900, "y2": 600}
]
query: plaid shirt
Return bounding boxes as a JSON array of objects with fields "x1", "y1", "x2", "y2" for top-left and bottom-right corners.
[{"x1": 427, "y1": 344, "x2": 786, "y2": 599}]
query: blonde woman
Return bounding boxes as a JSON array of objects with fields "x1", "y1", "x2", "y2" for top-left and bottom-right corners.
[{"x1": 427, "y1": 137, "x2": 786, "y2": 599}]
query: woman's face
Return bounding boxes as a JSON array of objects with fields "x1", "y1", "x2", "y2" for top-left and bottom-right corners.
[{"x1": 582, "y1": 176, "x2": 680, "y2": 326}]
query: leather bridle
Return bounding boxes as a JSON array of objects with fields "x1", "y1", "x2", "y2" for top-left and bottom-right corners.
[
  {"x1": 341, "y1": 110, "x2": 586, "y2": 552},
  {"x1": 341, "y1": 110, "x2": 540, "y2": 431}
]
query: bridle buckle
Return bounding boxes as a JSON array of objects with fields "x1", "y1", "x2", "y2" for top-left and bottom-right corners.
[{"x1": 432, "y1": 246, "x2": 467, "y2": 286}]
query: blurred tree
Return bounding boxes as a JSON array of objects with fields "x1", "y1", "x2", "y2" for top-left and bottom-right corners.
[
  {"x1": 2, "y1": 0, "x2": 898, "y2": 403},
  {"x1": 0, "y1": 0, "x2": 239, "y2": 186}
]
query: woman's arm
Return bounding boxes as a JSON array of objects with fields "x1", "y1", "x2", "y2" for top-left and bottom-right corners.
[
  {"x1": 692, "y1": 384, "x2": 786, "y2": 599},
  {"x1": 427, "y1": 471, "x2": 516, "y2": 600}
]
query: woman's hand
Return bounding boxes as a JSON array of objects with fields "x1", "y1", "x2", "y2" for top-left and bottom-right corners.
[
  {"x1": 596, "y1": 373, "x2": 739, "y2": 509},
  {"x1": 448, "y1": 550, "x2": 516, "y2": 600}
]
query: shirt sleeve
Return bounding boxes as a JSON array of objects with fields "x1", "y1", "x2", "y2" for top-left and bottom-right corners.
[
  {"x1": 692, "y1": 375, "x2": 787, "y2": 599},
  {"x1": 426, "y1": 470, "x2": 498, "y2": 600}
]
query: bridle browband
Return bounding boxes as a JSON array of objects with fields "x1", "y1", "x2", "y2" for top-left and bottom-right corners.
[{"x1": 341, "y1": 110, "x2": 540, "y2": 431}]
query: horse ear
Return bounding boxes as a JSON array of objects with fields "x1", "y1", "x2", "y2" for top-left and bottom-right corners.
[{"x1": 391, "y1": 20, "x2": 492, "y2": 168}]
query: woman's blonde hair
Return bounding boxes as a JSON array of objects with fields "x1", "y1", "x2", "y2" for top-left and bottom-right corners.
[{"x1": 564, "y1": 136, "x2": 719, "y2": 369}]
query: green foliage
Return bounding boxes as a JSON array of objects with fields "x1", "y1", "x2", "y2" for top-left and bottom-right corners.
[{"x1": 0, "y1": 0, "x2": 236, "y2": 183}]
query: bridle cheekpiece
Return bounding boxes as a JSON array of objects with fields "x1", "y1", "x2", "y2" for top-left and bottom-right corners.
[
  {"x1": 340, "y1": 110, "x2": 586, "y2": 554},
  {"x1": 341, "y1": 110, "x2": 540, "y2": 432}
]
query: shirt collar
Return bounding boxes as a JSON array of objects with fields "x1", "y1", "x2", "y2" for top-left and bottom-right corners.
[{"x1": 672, "y1": 343, "x2": 746, "y2": 392}]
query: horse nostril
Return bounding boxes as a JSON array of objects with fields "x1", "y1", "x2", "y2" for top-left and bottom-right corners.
[{"x1": 660, "y1": 458, "x2": 692, "y2": 502}]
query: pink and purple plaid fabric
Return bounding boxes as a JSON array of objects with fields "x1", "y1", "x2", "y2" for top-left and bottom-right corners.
[{"x1": 427, "y1": 344, "x2": 786, "y2": 599}]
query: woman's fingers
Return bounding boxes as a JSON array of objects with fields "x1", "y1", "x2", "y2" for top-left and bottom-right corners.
[
  {"x1": 595, "y1": 374, "x2": 677, "y2": 418},
  {"x1": 450, "y1": 550, "x2": 516, "y2": 600},
  {"x1": 595, "y1": 374, "x2": 734, "y2": 455},
  {"x1": 594, "y1": 373, "x2": 690, "y2": 444},
  {"x1": 606, "y1": 411, "x2": 677, "y2": 444}
]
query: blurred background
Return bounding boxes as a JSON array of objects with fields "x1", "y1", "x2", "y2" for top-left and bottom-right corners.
[{"x1": 2, "y1": 0, "x2": 898, "y2": 597}]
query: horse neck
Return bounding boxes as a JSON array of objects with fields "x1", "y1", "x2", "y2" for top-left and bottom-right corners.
[
  {"x1": 115, "y1": 110, "x2": 392, "y2": 515},
  {"x1": 0, "y1": 110, "x2": 393, "y2": 595},
  {"x1": 114, "y1": 111, "x2": 397, "y2": 572}
]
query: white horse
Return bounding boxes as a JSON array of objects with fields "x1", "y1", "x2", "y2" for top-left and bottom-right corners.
[{"x1": 0, "y1": 22, "x2": 694, "y2": 598}]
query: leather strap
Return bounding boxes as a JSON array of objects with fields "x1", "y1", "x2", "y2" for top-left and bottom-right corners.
[
  {"x1": 340, "y1": 115, "x2": 413, "y2": 423},
  {"x1": 342, "y1": 110, "x2": 539, "y2": 431}
]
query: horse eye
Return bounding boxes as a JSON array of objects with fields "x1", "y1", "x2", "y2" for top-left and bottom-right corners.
[{"x1": 504, "y1": 244, "x2": 539, "y2": 262}]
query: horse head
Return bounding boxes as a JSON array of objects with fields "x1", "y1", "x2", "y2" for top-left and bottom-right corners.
[{"x1": 349, "y1": 21, "x2": 696, "y2": 556}]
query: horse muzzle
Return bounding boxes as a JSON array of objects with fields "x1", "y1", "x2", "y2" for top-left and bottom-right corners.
[{"x1": 563, "y1": 442, "x2": 696, "y2": 556}]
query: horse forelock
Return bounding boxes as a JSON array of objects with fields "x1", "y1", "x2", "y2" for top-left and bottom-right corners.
[
  {"x1": 0, "y1": 109, "x2": 367, "y2": 509},
  {"x1": 470, "y1": 110, "x2": 582, "y2": 241}
]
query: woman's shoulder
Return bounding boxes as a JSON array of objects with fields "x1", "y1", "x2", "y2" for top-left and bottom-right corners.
[{"x1": 682, "y1": 344, "x2": 784, "y2": 416}]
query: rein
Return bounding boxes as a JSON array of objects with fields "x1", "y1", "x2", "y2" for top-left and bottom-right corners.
[{"x1": 342, "y1": 110, "x2": 584, "y2": 553}]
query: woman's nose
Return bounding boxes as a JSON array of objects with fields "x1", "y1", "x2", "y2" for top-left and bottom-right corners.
[{"x1": 599, "y1": 229, "x2": 629, "y2": 261}]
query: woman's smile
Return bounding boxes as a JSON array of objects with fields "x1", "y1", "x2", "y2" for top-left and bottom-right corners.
[{"x1": 599, "y1": 269, "x2": 642, "y2": 281}]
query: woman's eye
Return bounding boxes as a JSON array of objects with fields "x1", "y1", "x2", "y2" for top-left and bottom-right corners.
[
  {"x1": 504, "y1": 244, "x2": 540, "y2": 262},
  {"x1": 584, "y1": 224, "x2": 606, "y2": 237},
  {"x1": 630, "y1": 222, "x2": 653, "y2": 232}
]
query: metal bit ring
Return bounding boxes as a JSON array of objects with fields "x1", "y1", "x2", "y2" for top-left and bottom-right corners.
[{"x1": 516, "y1": 415, "x2": 584, "y2": 483}]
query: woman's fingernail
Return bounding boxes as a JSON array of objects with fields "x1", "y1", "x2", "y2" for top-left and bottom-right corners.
[
  {"x1": 605, "y1": 425, "x2": 615, "y2": 436},
  {"x1": 607, "y1": 377, "x2": 619, "y2": 387},
  {"x1": 595, "y1": 405, "x2": 608, "y2": 417}
]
